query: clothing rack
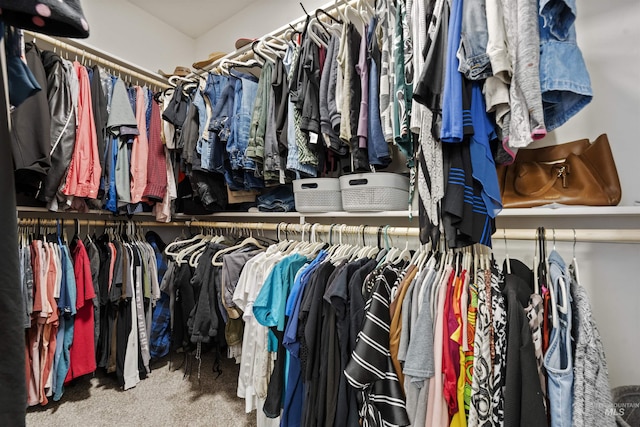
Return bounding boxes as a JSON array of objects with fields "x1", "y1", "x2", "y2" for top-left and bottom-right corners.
[
  {"x1": 23, "y1": 30, "x2": 170, "y2": 90},
  {"x1": 192, "y1": 0, "x2": 358, "y2": 76},
  {"x1": 16, "y1": 218, "x2": 640, "y2": 244}
]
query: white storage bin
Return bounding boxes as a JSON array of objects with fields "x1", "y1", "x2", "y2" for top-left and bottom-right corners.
[
  {"x1": 293, "y1": 178, "x2": 343, "y2": 212},
  {"x1": 339, "y1": 173, "x2": 409, "y2": 211}
]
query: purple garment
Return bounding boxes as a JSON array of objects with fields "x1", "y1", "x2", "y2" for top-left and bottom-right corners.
[{"x1": 356, "y1": 22, "x2": 369, "y2": 149}]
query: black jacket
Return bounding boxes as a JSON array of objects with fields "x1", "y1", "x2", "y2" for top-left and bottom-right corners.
[
  {"x1": 11, "y1": 43, "x2": 51, "y2": 195},
  {"x1": 39, "y1": 50, "x2": 76, "y2": 202},
  {"x1": 503, "y1": 259, "x2": 548, "y2": 427}
]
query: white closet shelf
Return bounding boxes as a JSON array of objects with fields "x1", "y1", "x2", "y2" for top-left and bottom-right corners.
[
  {"x1": 17, "y1": 205, "x2": 640, "y2": 222},
  {"x1": 498, "y1": 206, "x2": 640, "y2": 217}
]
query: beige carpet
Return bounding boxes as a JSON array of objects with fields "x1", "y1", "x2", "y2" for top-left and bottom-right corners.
[{"x1": 26, "y1": 352, "x2": 257, "y2": 427}]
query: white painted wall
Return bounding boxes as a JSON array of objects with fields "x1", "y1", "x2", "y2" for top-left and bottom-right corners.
[
  {"x1": 194, "y1": 0, "x2": 329, "y2": 59},
  {"x1": 79, "y1": 0, "x2": 195, "y2": 75}
]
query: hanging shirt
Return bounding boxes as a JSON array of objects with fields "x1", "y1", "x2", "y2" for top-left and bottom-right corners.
[
  {"x1": 61, "y1": 61, "x2": 101, "y2": 199},
  {"x1": 65, "y1": 239, "x2": 97, "y2": 383},
  {"x1": 344, "y1": 264, "x2": 411, "y2": 427},
  {"x1": 130, "y1": 86, "x2": 149, "y2": 203}
]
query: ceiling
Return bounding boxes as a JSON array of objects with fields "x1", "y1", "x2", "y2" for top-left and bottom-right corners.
[{"x1": 127, "y1": 0, "x2": 257, "y2": 38}]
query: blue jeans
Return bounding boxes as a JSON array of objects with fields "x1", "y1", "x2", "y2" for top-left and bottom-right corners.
[
  {"x1": 229, "y1": 72, "x2": 258, "y2": 171},
  {"x1": 209, "y1": 76, "x2": 236, "y2": 175},
  {"x1": 230, "y1": 72, "x2": 263, "y2": 189},
  {"x1": 538, "y1": 0, "x2": 592, "y2": 131},
  {"x1": 457, "y1": 0, "x2": 491, "y2": 80},
  {"x1": 257, "y1": 184, "x2": 295, "y2": 212},
  {"x1": 192, "y1": 90, "x2": 210, "y2": 169},
  {"x1": 545, "y1": 250, "x2": 573, "y2": 427}
]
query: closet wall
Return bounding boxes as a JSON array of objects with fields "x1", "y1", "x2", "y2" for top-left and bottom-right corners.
[
  {"x1": 194, "y1": 0, "x2": 329, "y2": 60},
  {"x1": 46, "y1": 0, "x2": 640, "y2": 389},
  {"x1": 79, "y1": 0, "x2": 195, "y2": 73}
]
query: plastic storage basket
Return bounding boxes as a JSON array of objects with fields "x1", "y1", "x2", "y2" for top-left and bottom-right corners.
[
  {"x1": 293, "y1": 178, "x2": 343, "y2": 212},
  {"x1": 339, "y1": 173, "x2": 409, "y2": 212}
]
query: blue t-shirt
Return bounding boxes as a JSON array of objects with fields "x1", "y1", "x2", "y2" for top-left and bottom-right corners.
[
  {"x1": 469, "y1": 82, "x2": 502, "y2": 217},
  {"x1": 253, "y1": 253, "x2": 308, "y2": 352},
  {"x1": 440, "y1": 0, "x2": 464, "y2": 143}
]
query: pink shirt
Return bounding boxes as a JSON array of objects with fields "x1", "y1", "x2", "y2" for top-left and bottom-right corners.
[
  {"x1": 62, "y1": 62, "x2": 101, "y2": 199},
  {"x1": 425, "y1": 266, "x2": 453, "y2": 427},
  {"x1": 129, "y1": 86, "x2": 149, "y2": 203}
]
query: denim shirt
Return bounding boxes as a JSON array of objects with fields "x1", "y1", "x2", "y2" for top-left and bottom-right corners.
[
  {"x1": 538, "y1": 0, "x2": 592, "y2": 131},
  {"x1": 545, "y1": 250, "x2": 574, "y2": 427}
]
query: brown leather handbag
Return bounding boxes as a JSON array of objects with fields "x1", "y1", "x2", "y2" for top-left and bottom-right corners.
[{"x1": 496, "y1": 134, "x2": 622, "y2": 208}]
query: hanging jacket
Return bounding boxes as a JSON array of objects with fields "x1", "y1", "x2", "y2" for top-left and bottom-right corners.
[
  {"x1": 190, "y1": 243, "x2": 226, "y2": 346},
  {"x1": 61, "y1": 62, "x2": 101, "y2": 199},
  {"x1": 39, "y1": 50, "x2": 77, "y2": 203},
  {"x1": 11, "y1": 42, "x2": 51, "y2": 195},
  {"x1": 502, "y1": 259, "x2": 548, "y2": 427},
  {"x1": 90, "y1": 65, "x2": 108, "y2": 175}
]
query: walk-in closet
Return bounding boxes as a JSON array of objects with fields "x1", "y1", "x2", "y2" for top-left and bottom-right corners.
[{"x1": 0, "y1": 0, "x2": 638, "y2": 426}]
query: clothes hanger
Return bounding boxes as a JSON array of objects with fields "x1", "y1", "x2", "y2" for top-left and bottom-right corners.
[
  {"x1": 251, "y1": 40, "x2": 271, "y2": 65},
  {"x1": 189, "y1": 230, "x2": 225, "y2": 267},
  {"x1": 165, "y1": 232, "x2": 206, "y2": 258},
  {"x1": 342, "y1": 0, "x2": 366, "y2": 27},
  {"x1": 539, "y1": 227, "x2": 558, "y2": 327},
  {"x1": 503, "y1": 229, "x2": 511, "y2": 275},
  {"x1": 257, "y1": 38, "x2": 284, "y2": 60},
  {"x1": 334, "y1": 0, "x2": 350, "y2": 23},
  {"x1": 306, "y1": 18, "x2": 329, "y2": 48},
  {"x1": 211, "y1": 230, "x2": 267, "y2": 267},
  {"x1": 358, "y1": 0, "x2": 375, "y2": 20},
  {"x1": 550, "y1": 228, "x2": 570, "y2": 319},
  {"x1": 397, "y1": 230, "x2": 413, "y2": 263},
  {"x1": 263, "y1": 35, "x2": 289, "y2": 52},
  {"x1": 314, "y1": 8, "x2": 342, "y2": 37},
  {"x1": 571, "y1": 229, "x2": 581, "y2": 284},
  {"x1": 175, "y1": 234, "x2": 211, "y2": 265}
]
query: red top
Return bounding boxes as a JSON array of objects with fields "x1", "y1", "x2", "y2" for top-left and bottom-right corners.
[
  {"x1": 143, "y1": 93, "x2": 167, "y2": 201},
  {"x1": 442, "y1": 271, "x2": 459, "y2": 418},
  {"x1": 65, "y1": 239, "x2": 97, "y2": 383}
]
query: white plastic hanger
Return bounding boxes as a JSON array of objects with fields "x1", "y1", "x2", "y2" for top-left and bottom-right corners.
[
  {"x1": 165, "y1": 232, "x2": 206, "y2": 258},
  {"x1": 211, "y1": 230, "x2": 267, "y2": 267},
  {"x1": 175, "y1": 235, "x2": 211, "y2": 265},
  {"x1": 307, "y1": 18, "x2": 329, "y2": 48},
  {"x1": 391, "y1": 230, "x2": 413, "y2": 265},
  {"x1": 504, "y1": 229, "x2": 511, "y2": 275},
  {"x1": 571, "y1": 229, "x2": 581, "y2": 284}
]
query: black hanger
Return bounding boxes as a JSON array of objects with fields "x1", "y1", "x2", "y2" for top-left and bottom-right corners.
[
  {"x1": 251, "y1": 40, "x2": 271, "y2": 64},
  {"x1": 537, "y1": 227, "x2": 548, "y2": 289},
  {"x1": 287, "y1": 24, "x2": 302, "y2": 43},
  {"x1": 315, "y1": 7, "x2": 342, "y2": 25}
]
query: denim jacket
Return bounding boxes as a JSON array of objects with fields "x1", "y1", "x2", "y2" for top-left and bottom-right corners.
[{"x1": 539, "y1": 0, "x2": 592, "y2": 131}]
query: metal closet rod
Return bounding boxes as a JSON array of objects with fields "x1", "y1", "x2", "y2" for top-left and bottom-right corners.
[
  {"x1": 23, "y1": 30, "x2": 170, "y2": 90},
  {"x1": 16, "y1": 218, "x2": 640, "y2": 243}
]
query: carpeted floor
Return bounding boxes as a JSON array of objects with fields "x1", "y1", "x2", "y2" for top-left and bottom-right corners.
[{"x1": 26, "y1": 352, "x2": 257, "y2": 427}]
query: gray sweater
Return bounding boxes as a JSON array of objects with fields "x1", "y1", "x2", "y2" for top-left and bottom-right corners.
[{"x1": 570, "y1": 264, "x2": 615, "y2": 427}]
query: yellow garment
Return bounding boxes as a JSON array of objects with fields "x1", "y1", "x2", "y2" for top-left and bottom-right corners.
[
  {"x1": 450, "y1": 345, "x2": 468, "y2": 427},
  {"x1": 450, "y1": 272, "x2": 467, "y2": 427}
]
